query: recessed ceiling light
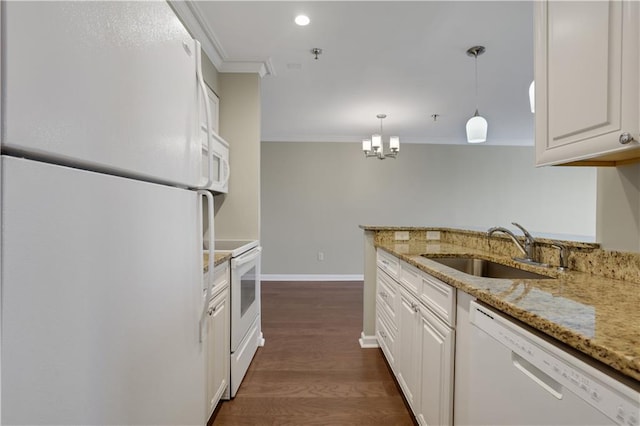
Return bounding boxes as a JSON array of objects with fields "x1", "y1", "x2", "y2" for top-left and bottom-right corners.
[{"x1": 295, "y1": 15, "x2": 310, "y2": 26}]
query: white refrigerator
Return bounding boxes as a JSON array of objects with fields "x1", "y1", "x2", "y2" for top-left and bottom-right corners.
[{"x1": 1, "y1": 2, "x2": 215, "y2": 424}]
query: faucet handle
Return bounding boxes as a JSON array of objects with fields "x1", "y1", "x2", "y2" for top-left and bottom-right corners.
[{"x1": 550, "y1": 243, "x2": 569, "y2": 270}]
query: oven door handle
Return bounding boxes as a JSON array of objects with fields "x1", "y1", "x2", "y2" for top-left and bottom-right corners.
[{"x1": 232, "y1": 247, "x2": 261, "y2": 268}]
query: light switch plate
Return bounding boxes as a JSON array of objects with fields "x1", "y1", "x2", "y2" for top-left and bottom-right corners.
[{"x1": 395, "y1": 231, "x2": 410, "y2": 240}]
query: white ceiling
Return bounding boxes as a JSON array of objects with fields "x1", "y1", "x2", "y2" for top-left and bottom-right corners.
[{"x1": 191, "y1": 1, "x2": 534, "y2": 146}]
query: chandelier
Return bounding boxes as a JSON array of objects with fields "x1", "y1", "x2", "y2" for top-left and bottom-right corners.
[{"x1": 362, "y1": 114, "x2": 399, "y2": 159}]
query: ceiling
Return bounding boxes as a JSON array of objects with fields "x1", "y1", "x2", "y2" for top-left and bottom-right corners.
[{"x1": 190, "y1": 1, "x2": 534, "y2": 146}]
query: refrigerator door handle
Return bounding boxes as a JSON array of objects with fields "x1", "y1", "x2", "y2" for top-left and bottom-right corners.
[
  {"x1": 195, "y1": 40, "x2": 214, "y2": 190},
  {"x1": 198, "y1": 189, "x2": 214, "y2": 343}
]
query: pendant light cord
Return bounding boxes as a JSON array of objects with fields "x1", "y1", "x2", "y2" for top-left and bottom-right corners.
[{"x1": 474, "y1": 52, "x2": 479, "y2": 113}]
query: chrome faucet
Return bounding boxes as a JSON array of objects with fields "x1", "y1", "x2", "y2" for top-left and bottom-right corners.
[{"x1": 487, "y1": 222, "x2": 538, "y2": 264}]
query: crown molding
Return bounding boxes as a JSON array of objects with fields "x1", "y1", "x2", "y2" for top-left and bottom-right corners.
[
  {"x1": 168, "y1": 1, "x2": 225, "y2": 69},
  {"x1": 169, "y1": 1, "x2": 273, "y2": 78},
  {"x1": 220, "y1": 61, "x2": 272, "y2": 78}
]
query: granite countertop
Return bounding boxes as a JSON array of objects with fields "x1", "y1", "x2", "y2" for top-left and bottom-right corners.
[
  {"x1": 203, "y1": 252, "x2": 232, "y2": 273},
  {"x1": 376, "y1": 239, "x2": 640, "y2": 383}
]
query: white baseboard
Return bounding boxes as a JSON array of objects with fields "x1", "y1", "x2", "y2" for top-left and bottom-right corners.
[
  {"x1": 261, "y1": 274, "x2": 364, "y2": 282},
  {"x1": 359, "y1": 332, "x2": 379, "y2": 348}
]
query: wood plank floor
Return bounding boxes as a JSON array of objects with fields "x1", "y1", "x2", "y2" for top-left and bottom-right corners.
[{"x1": 211, "y1": 281, "x2": 415, "y2": 425}]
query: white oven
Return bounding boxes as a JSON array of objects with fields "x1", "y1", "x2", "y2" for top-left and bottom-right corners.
[
  {"x1": 230, "y1": 245, "x2": 261, "y2": 349},
  {"x1": 215, "y1": 240, "x2": 263, "y2": 398}
]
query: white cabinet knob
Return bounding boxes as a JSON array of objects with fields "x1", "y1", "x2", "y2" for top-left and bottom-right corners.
[{"x1": 619, "y1": 132, "x2": 635, "y2": 144}]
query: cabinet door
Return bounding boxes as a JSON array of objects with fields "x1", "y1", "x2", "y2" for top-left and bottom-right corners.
[
  {"x1": 417, "y1": 307, "x2": 454, "y2": 426},
  {"x1": 535, "y1": 0, "x2": 640, "y2": 166},
  {"x1": 396, "y1": 288, "x2": 422, "y2": 414},
  {"x1": 206, "y1": 288, "x2": 230, "y2": 417},
  {"x1": 200, "y1": 84, "x2": 220, "y2": 134}
]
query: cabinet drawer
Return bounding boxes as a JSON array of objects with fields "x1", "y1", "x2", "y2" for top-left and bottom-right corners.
[
  {"x1": 376, "y1": 312, "x2": 396, "y2": 369},
  {"x1": 420, "y1": 273, "x2": 456, "y2": 327},
  {"x1": 210, "y1": 261, "x2": 230, "y2": 298},
  {"x1": 377, "y1": 249, "x2": 400, "y2": 278},
  {"x1": 399, "y1": 260, "x2": 422, "y2": 296},
  {"x1": 377, "y1": 268, "x2": 398, "y2": 325}
]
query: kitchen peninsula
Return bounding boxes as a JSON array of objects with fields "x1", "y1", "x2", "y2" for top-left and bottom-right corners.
[
  {"x1": 362, "y1": 226, "x2": 640, "y2": 425},
  {"x1": 363, "y1": 225, "x2": 640, "y2": 379}
]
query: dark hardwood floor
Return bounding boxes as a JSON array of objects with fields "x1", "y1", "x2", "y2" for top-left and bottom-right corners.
[{"x1": 211, "y1": 281, "x2": 415, "y2": 425}]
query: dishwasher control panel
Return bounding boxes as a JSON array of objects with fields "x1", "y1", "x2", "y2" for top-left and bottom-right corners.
[{"x1": 470, "y1": 302, "x2": 640, "y2": 426}]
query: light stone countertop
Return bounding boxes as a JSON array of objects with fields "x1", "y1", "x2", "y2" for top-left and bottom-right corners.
[
  {"x1": 203, "y1": 252, "x2": 232, "y2": 273},
  {"x1": 375, "y1": 239, "x2": 640, "y2": 384}
]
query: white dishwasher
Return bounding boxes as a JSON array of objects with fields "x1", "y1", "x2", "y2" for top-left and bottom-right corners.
[{"x1": 466, "y1": 301, "x2": 639, "y2": 426}]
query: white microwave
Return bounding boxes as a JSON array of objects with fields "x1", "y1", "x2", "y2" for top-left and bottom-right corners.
[{"x1": 201, "y1": 131, "x2": 230, "y2": 193}]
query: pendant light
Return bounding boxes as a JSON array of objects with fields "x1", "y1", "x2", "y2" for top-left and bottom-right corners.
[{"x1": 466, "y1": 46, "x2": 487, "y2": 143}]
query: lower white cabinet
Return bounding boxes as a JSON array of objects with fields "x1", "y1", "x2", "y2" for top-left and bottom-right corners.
[
  {"x1": 396, "y1": 287, "x2": 423, "y2": 413},
  {"x1": 376, "y1": 249, "x2": 455, "y2": 426},
  {"x1": 397, "y1": 285, "x2": 455, "y2": 425},
  {"x1": 205, "y1": 264, "x2": 230, "y2": 419},
  {"x1": 376, "y1": 312, "x2": 396, "y2": 367},
  {"x1": 418, "y1": 303, "x2": 454, "y2": 426}
]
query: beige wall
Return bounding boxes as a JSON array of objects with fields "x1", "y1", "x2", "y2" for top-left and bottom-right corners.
[
  {"x1": 261, "y1": 142, "x2": 597, "y2": 276},
  {"x1": 596, "y1": 164, "x2": 640, "y2": 252},
  {"x1": 214, "y1": 73, "x2": 261, "y2": 240}
]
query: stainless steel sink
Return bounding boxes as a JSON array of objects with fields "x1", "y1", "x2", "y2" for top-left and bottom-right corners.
[{"x1": 421, "y1": 256, "x2": 554, "y2": 280}]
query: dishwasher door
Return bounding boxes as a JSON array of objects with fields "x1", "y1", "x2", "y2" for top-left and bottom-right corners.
[{"x1": 465, "y1": 302, "x2": 639, "y2": 426}]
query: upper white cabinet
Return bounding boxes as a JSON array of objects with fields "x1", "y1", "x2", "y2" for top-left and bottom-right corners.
[
  {"x1": 201, "y1": 85, "x2": 220, "y2": 134},
  {"x1": 535, "y1": 0, "x2": 640, "y2": 166}
]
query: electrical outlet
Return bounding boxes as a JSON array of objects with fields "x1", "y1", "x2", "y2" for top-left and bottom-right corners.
[
  {"x1": 317, "y1": 251, "x2": 324, "y2": 261},
  {"x1": 395, "y1": 231, "x2": 410, "y2": 240},
  {"x1": 426, "y1": 231, "x2": 441, "y2": 240}
]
